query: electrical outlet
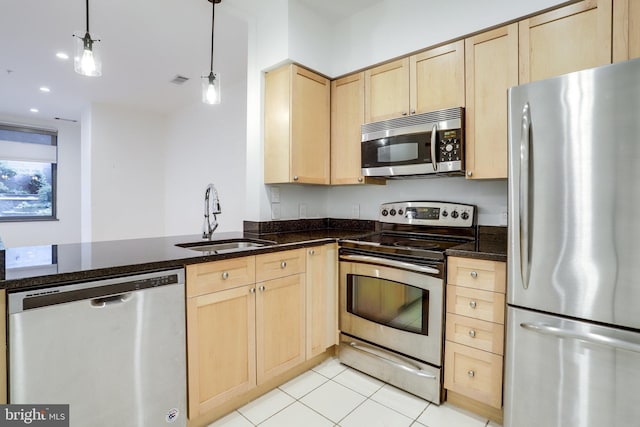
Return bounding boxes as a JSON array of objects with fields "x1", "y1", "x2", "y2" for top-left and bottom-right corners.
[
  {"x1": 500, "y1": 210, "x2": 508, "y2": 226},
  {"x1": 352, "y1": 204, "x2": 360, "y2": 219},
  {"x1": 299, "y1": 203, "x2": 308, "y2": 218},
  {"x1": 271, "y1": 203, "x2": 281, "y2": 220},
  {"x1": 270, "y1": 187, "x2": 280, "y2": 203}
]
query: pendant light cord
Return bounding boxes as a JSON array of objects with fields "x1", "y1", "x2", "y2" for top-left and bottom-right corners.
[
  {"x1": 86, "y1": 0, "x2": 90, "y2": 33},
  {"x1": 209, "y1": 1, "x2": 215, "y2": 72}
]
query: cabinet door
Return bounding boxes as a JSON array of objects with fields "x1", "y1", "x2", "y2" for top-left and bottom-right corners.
[
  {"x1": 613, "y1": 0, "x2": 640, "y2": 61},
  {"x1": 264, "y1": 65, "x2": 291, "y2": 184},
  {"x1": 187, "y1": 285, "x2": 256, "y2": 418},
  {"x1": 306, "y1": 244, "x2": 337, "y2": 359},
  {"x1": 411, "y1": 40, "x2": 465, "y2": 114},
  {"x1": 291, "y1": 65, "x2": 330, "y2": 184},
  {"x1": 256, "y1": 273, "x2": 306, "y2": 384},
  {"x1": 331, "y1": 73, "x2": 366, "y2": 185},
  {"x1": 519, "y1": 0, "x2": 612, "y2": 83},
  {"x1": 364, "y1": 58, "x2": 410, "y2": 123},
  {"x1": 464, "y1": 24, "x2": 518, "y2": 180}
]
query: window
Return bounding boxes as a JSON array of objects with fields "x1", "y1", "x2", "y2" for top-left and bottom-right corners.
[{"x1": 0, "y1": 124, "x2": 57, "y2": 221}]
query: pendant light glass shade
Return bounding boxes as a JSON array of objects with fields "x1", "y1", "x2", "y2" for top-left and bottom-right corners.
[
  {"x1": 202, "y1": 72, "x2": 221, "y2": 104},
  {"x1": 73, "y1": 31, "x2": 102, "y2": 76}
]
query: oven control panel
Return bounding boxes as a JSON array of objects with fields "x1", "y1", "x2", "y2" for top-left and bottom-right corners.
[{"x1": 379, "y1": 201, "x2": 475, "y2": 227}]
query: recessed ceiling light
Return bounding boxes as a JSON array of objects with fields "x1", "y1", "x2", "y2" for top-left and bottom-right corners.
[
  {"x1": 30, "y1": 108, "x2": 39, "y2": 113},
  {"x1": 40, "y1": 86, "x2": 51, "y2": 93},
  {"x1": 56, "y1": 52, "x2": 69, "y2": 60}
]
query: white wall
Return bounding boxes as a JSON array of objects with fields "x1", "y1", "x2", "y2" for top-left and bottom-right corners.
[
  {"x1": 0, "y1": 114, "x2": 81, "y2": 247},
  {"x1": 87, "y1": 104, "x2": 167, "y2": 241},
  {"x1": 163, "y1": 79, "x2": 248, "y2": 236}
]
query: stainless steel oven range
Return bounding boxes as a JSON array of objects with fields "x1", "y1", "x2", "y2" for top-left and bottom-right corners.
[{"x1": 339, "y1": 201, "x2": 476, "y2": 404}]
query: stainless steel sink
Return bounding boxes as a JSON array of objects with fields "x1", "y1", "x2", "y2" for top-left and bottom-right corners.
[{"x1": 176, "y1": 238, "x2": 275, "y2": 254}]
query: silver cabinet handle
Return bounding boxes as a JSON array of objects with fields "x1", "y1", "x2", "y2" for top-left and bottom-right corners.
[
  {"x1": 467, "y1": 170, "x2": 473, "y2": 177},
  {"x1": 250, "y1": 288, "x2": 256, "y2": 294},
  {"x1": 468, "y1": 370, "x2": 475, "y2": 378},
  {"x1": 308, "y1": 249, "x2": 315, "y2": 256},
  {"x1": 519, "y1": 102, "x2": 532, "y2": 289},
  {"x1": 430, "y1": 123, "x2": 438, "y2": 172},
  {"x1": 293, "y1": 176, "x2": 299, "y2": 181},
  {"x1": 469, "y1": 300, "x2": 477, "y2": 309},
  {"x1": 221, "y1": 271, "x2": 229, "y2": 280},
  {"x1": 280, "y1": 261, "x2": 287, "y2": 269},
  {"x1": 520, "y1": 323, "x2": 640, "y2": 354},
  {"x1": 402, "y1": 111, "x2": 408, "y2": 116},
  {"x1": 470, "y1": 271, "x2": 478, "y2": 278},
  {"x1": 410, "y1": 109, "x2": 416, "y2": 114},
  {"x1": 469, "y1": 329, "x2": 476, "y2": 338},
  {"x1": 357, "y1": 177, "x2": 363, "y2": 182},
  {"x1": 348, "y1": 342, "x2": 436, "y2": 379},
  {"x1": 259, "y1": 285, "x2": 266, "y2": 292},
  {"x1": 339, "y1": 254, "x2": 440, "y2": 275}
]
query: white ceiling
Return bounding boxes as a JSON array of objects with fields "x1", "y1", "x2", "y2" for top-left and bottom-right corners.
[{"x1": 0, "y1": 0, "x2": 379, "y2": 123}]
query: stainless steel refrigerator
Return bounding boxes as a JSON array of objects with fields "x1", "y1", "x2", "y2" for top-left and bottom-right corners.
[{"x1": 505, "y1": 58, "x2": 640, "y2": 427}]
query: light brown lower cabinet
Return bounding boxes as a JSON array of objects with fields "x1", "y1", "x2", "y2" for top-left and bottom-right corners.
[{"x1": 186, "y1": 245, "x2": 336, "y2": 422}]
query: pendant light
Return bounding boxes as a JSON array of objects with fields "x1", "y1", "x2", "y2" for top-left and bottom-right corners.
[
  {"x1": 202, "y1": 0, "x2": 221, "y2": 104},
  {"x1": 73, "y1": 0, "x2": 101, "y2": 77}
]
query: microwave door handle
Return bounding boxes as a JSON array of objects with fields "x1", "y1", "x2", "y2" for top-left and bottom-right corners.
[
  {"x1": 519, "y1": 103, "x2": 532, "y2": 289},
  {"x1": 431, "y1": 124, "x2": 438, "y2": 172}
]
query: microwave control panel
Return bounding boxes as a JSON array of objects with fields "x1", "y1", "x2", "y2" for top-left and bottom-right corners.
[{"x1": 438, "y1": 129, "x2": 462, "y2": 162}]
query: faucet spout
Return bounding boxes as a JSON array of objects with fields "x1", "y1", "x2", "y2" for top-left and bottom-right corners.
[{"x1": 203, "y1": 183, "x2": 222, "y2": 239}]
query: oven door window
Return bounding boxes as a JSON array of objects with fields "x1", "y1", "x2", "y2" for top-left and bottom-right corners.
[
  {"x1": 361, "y1": 133, "x2": 432, "y2": 168},
  {"x1": 346, "y1": 273, "x2": 429, "y2": 335}
]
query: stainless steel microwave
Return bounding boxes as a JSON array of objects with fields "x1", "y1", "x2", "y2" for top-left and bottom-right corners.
[{"x1": 361, "y1": 107, "x2": 464, "y2": 178}]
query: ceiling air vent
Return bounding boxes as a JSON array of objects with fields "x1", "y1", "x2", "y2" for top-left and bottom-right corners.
[{"x1": 170, "y1": 75, "x2": 190, "y2": 85}]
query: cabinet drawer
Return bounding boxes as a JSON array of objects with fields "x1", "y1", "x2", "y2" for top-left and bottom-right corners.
[
  {"x1": 444, "y1": 341, "x2": 503, "y2": 409},
  {"x1": 447, "y1": 285, "x2": 505, "y2": 324},
  {"x1": 186, "y1": 257, "x2": 256, "y2": 297},
  {"x1": 446, "y1": 313, "x2": 504, "y2": 355},
  {"x1": 447, "y1": 257, "x2": 506, "y2": 293},
  {"x1": 256, "y1": 249, "x2": 306, "y2": 282}
]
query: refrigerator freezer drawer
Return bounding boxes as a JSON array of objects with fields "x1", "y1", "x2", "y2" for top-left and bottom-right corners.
[{"x1": 504, "y1": 307, "x2": 640, "y2": 427}]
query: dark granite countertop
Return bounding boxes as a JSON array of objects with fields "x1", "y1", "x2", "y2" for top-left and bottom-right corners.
[
  {"x1": 446, "y1": 226, "x2": 508, "y2": 262},
  {"x1": 1, "y1": 226, "x2": 373, "y2": 292}
]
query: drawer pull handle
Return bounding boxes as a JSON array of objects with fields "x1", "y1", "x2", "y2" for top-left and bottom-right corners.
[
  {"x1": 280, "y1": 261, "x2": 287, "y2": 269},
  {"x1": 309, "y1": 249, "x2": 315, "y2": 256},
  {"x1": 468, "y1": 370, "x2": 475, "y2": 378},
  {"x1": 469, "y1": 300, "x2": 477, "y2": 309},
  {"x1": 259, "y1": 285, "x2": 266, "y2": 292},
  {"x1": 470, "y1": 271, "x2": 478, "y2": 278},
  {"x1": 221, "y1": 271, "x2": 229, "y2": 280},
  {"x1": 469, "y1": 329, "x2": 476, "y2": 338}
]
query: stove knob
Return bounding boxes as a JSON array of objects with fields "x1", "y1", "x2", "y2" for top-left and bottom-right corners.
[
  {"x1": 461, "y1": 211, "x2": 469, "y2": 220},
  {"x1": 398, "y1": 209, "x2": 403, "y2": 216},
  {"x1": 442, "y1": 210, "x2": 448, "y2": 217},
  {"x1": 381, "y1": 209, "x2": 389, "y2": 216},
  {"x1": 451, "y1": 210, "x2": 459, "y2": 219},
  {"x1": 389, "y1": 209, "x2": 397, "y2": 216}
]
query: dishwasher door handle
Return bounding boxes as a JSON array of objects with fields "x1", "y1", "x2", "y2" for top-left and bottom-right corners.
[{"x1": 90, "y1": 293, "x2": 132, "y2": 308}]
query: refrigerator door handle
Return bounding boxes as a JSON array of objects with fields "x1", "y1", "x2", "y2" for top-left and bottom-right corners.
[
  {"x1": 431, "y1": 124, "x2": 438, "y2": 172},
  {"x1": 520, "y1": 322, "x2": 640, "y2": 354},
  {"x1": 519, "y1": 103, "x2": 532, "y2": 289}
]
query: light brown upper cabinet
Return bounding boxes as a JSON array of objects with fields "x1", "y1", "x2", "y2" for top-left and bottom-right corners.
[
  {"x1": 613, "y1": 0, "x2": 640, "y2": 61},
  {"x1": 464, "y1": 24, "x2": 518, "y2": 180},
  {"x1": 364, "y1": 40, "x2": 465, "y2": 124},
  {"x1": 331, "y1": 73, "x2": 384, "y2": 185},
  {"x1": 519, "y1": 0, "x2": 612, "y2": 83},
  {"x1": 264, "y1": 64, "x2": 330, "y2": 184}
]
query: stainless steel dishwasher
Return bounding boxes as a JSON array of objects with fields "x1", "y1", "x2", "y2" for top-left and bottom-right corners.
[{"x1": 8, "y1": 268, "x2": 187, "y2": 427}]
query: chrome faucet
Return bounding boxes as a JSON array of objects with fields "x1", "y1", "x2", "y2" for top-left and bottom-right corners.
[{"x1": 202, "y1": 183, "x2": 221, "y2": 239}]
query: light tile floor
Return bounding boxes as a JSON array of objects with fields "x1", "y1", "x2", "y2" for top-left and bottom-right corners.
[{"x1": 209, "y1": 358, "x2": 503, "y2": 427}]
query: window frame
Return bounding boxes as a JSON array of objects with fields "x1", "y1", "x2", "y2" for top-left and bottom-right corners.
[{"x1": 0, "y1": 123, "x2": 58, "y2": 222}]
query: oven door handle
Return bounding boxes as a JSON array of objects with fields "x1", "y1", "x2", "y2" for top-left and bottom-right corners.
[
  {"x1": 348, "y1": 342, "x2": 437, "y2": 380},
  {"x1": 340, "y1": 254, "x2": 440, "y2": 275}
]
